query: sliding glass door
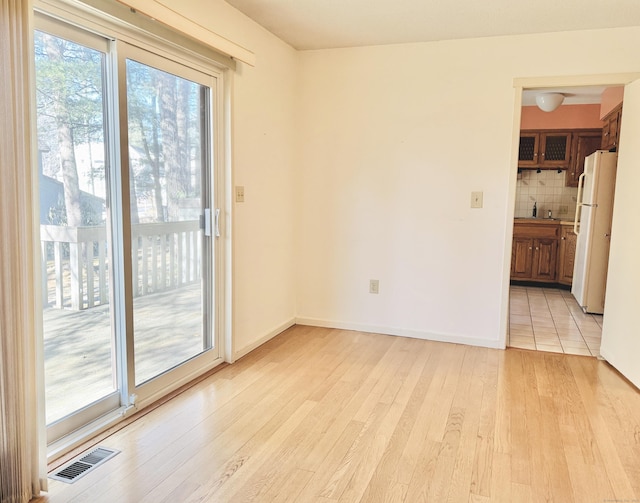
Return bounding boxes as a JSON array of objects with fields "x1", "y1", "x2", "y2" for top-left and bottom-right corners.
[
  {"x1": 35, "y1": 24, "x2": 120, "y2": 442},
  {"x1": 121, "y1": 45, "x2": 218, "y2": 398},
  {"x1": 35, "y1": 15, "x2": 224, "y2": 447}
]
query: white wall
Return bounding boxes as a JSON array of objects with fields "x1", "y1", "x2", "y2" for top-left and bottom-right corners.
[
  {"x1": 295, "y1": 28, "x2": 640, "y2": 347},
  {"x1": 177, "y1": 0, "x2": 299, "y2": 357}
]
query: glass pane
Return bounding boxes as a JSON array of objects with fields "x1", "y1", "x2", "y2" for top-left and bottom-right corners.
[
  {"x1": 35, "y1": 31, "x2": 116, "y2": 424},
  {"x1": 519, "y1": 136, "x2": 536, "y2": 162},
  {"x1": 126, "y1": 59, "x2": 211, "y2": 386},
  {"x1": 544, "y1": 135, "x2": 568, "y2": 161}
]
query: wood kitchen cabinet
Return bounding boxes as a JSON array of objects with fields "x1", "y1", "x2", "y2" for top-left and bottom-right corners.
[
  {"x1": 511, "y1": 222, "x2": 559, "y2": 282},
  {"x1": 519, "y1": 131, "x2": 572, "y2": 169},
  {"x1": 566, "y1": 130, "x2": 602, "y2": 187},
  {"x1": 557, "y1": 224, "x2": 577, "y2": 285},
  {"x1": 601, "y1": 103, "x2": 623, "y2": 151}
]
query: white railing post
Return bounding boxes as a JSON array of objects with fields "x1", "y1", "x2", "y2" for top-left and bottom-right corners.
[
  {"x1": 99, "y1": 239, "x2": 107, "y2": 304},
  {"x1": 53, "y1": 241, "x2": 63, "y2": 308},
  {"x1": 41, "y1": 241, "x2": 49, "y2": 307},
  {"x1": 69, "y1": 237, "x2": 81, "y2": 310}
]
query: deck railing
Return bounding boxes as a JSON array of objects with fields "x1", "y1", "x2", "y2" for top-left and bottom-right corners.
[{"x1": 41, "y1": 221, "x2": 201, "y2": 311}]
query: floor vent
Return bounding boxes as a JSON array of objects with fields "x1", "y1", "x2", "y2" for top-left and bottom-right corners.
[{"x1": 50, "y1": 447, "x2": 120, "y2": 484}]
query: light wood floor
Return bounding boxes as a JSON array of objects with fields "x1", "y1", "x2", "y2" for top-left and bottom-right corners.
[{"x1": 40, "y1": 325, "x2": 640, "y2": 503}]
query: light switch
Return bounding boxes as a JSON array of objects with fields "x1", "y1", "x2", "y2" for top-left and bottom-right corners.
[
  {"x1": 471, "y1": 191, "x2": 483, "y2": 209},
  {"x1": 235, "y1": 186, "x2": 245, "y2": 203}
]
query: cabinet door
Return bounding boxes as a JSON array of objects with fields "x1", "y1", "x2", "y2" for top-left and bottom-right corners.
[
  {"x1": 610, "y1": 107, "x2": 621, "y2": 148},
  {"x1": 518, "y1": 133, "x2": 540, "y2": 167},
  {"x1": 557, "y1": 227, "x2": 577, "y2": 285},
  {"x1": 567, "y1": 133, "x2": 602, "y2": 187},
  {"x1": 602, "y1": 104, "x2": 623, "y2": 150},
  {"x1": 511, "y1": 237, "x2": 533, "y2": 279},
  {"x1": 540, "y1": 132, "x2": 571, "y2": 168},
  {"x1": 532, "y1": 238, "x2": 558, "y2": 281}
]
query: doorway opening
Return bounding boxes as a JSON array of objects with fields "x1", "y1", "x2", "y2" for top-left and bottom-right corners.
[{"x1": 507, "y1": 81, "x2": 624, "y2": 356}]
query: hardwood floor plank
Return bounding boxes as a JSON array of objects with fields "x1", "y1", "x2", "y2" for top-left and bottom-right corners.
[
  {"x1": 357, "y1": 342, "x2": 435, "y2": 502},
  {"x1": 506, "y1": 351, "x2": 531, "y2": 486},
  {"x1": 489, "y1": 451, "x2": 512, "y2": 502},
  {"x1": 469, "y1": 350, "x2": 500, "y2": 499},
  {"x1": 567, "y1": 357, "x2": 638, "y2": 500},
  {"x1": 40, "y1": 327, "x2": 640, "y2": 503}
]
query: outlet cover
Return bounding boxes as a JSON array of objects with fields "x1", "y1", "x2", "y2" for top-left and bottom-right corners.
[
  {"x1": 369, "y1": 279, "x2": 379, "y2": 294},
  {"x1": 235, "y1": 186, "x2": 245, "y2": 203},
  {"x1": 558, "y1": 205, "x2": 569, "y2": 215}
]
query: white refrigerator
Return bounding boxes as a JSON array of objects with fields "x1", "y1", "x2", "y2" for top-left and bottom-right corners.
[{"x1": 571, "y1": 150, "x2": 618, "y2": 314}]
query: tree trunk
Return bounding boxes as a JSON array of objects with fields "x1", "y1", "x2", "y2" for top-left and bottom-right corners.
[
  {"x1": 147, "y1": 91, "x2": 163, "y2": 222},
  {"x1": 57, "y1": 121, "x2": 83, "y2": 227},
  {"x1": 43, "y1": 34, "x2": 83, "y2": 228},
  {"x1": 158, "y1": 72, "x2": 180, "y2": 221}
]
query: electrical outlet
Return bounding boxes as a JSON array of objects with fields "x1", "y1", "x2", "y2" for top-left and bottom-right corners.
[
  {"x1": 471, "y1": 191, "x2": 483, "y2": 208},
  {"x1": 235, "y1": 186, "x2": 245, "y2": 203},
  {"x1": 558, "y1": 205, "x2": 568, "y2": 215},
  {"x1": 369, "y1": 279, "x2": 379, "y2": 294}
]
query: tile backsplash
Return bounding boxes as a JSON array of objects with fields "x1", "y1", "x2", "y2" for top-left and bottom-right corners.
[{"x1": 515, "y1": 170, "x2": 578, "y2": 219}]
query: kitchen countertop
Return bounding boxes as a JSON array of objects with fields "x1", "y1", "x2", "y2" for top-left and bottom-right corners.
[{"x1": 514, "y1": 218, "x2": 574, "y2": 226}]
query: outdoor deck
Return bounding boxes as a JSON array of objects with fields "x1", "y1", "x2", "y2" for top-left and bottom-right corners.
[{"x1": 44, "y1": 283, "x2": 204, "y2": 424}]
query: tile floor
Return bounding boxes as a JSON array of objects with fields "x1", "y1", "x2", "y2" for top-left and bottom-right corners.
[{"x1": 508, "y1": 285, "x2": 603, "y2": 356}]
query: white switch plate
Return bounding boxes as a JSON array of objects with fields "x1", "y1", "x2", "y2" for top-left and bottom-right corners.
[
  {"x1": 369, "y1": 279, "x2": 379, "y2": 294},
  {"x1": 471, "y1": 191, "x2": 483, "y2": 208},
  {"x1": 235, "y1": 186, "x2": 245, "y2": 203}
]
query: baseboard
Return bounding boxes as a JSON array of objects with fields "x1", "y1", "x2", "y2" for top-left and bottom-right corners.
[
  {"x1": 295, "y1": 317, "x2": 504, "y2": 350},
  {"x1": 233, "y1": 318, "x2": 296, "y2": 361}
]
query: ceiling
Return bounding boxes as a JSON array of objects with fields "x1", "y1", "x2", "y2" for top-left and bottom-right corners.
[{"x1": 224, "y1": 0, "x2": 640, "y2": 51}]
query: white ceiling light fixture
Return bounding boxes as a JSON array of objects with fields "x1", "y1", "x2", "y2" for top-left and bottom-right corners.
[{"x1": 535, "y1": 93, "x2": 565, "y2": 112}]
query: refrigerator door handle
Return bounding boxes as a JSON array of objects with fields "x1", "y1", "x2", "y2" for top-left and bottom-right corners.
[{"x1": 574, "y1": 172, "x2": 586, "y2": 235}]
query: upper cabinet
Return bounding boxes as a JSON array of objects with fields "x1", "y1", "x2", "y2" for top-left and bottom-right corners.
[
  {"x1": 566, "y1": 130, "x2": 602, "y2": 187},
  {"x1": 601, "y1": 103, "x2": 623, "y2": 151},
  {"x1": 518, "y1": 131, "x2": 572, "y2": 169}
]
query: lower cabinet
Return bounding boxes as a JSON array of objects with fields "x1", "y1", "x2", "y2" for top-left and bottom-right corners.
[
  {"x1": 557, "y1": 225, "x2": 577, "y2": 285},
  {"x1": 511, "y1": 236, "x2": 558, "y2": 282},
  {"x1": 511, "y1": 221, "x2": 561, "y2": 283}
]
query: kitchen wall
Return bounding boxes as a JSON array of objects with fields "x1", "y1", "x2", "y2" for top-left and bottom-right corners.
[
  {"x1": 520, "y1": 104, "x2": 602, "y2": 129},
  {"x1": 601, "y1": 86, "x2": 625, "y2": 118},
  {"x1": 514, "y1": 170, "x2": 577, "y2": 219}
]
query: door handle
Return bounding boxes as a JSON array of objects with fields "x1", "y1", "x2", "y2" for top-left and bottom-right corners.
[
  {"x1": 203, "y1": 209, "x2": 211, "y2": 237},
  {"x1": 574, "y1": 172, "x2": 586, "y2": 235},
  {"x1": 214, "y1": 208, "x2": 221, "y2": 238}
]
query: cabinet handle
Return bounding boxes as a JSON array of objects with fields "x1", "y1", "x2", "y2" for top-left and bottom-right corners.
[
  {"x1": 529, "y1": 247, "x2": 532, "y2": 250},
  {"x1": 536, "y1": 247, "x2": 539, "y2": 250},
  {"x1": 561, "y1": 237, "x2": 565, "y2": 240}
]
